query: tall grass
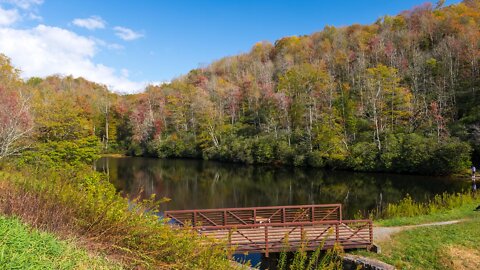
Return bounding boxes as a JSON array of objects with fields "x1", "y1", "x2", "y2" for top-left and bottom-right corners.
[
  {"x1": 378, "y1": 191, "x2": 477, "y2": 219},
  {"x1": 275, "y1": 232, "x2": 343, "y2": 270},
  {"x1": 279, "y1": 246, "x2": 342, "y2": 270},
  {"x1": 0, "y1": 164, "x2": 234, "y2": 269}
]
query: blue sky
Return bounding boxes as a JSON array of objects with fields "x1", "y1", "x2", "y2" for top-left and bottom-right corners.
[{"x1": 0, "y1": 0, "x2": 461, "y2": 92}]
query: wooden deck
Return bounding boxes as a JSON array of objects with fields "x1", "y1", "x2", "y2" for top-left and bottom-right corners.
[{"x1": 165, "y1": 204, "x2": 372, "y2": 256}]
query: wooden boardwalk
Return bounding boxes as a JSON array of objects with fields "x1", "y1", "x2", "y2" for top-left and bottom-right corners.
[{"x1": 165, "y1": 204, "x2": 373, "y2": 256}]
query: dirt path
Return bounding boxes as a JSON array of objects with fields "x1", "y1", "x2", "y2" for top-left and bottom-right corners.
[{"x1": 374, "y1": 220, "x2": 465, "y2": 242}]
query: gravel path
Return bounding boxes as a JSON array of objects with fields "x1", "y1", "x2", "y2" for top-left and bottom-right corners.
[{"x1": 374, "y1": 220, "x2": 465, "y2": 242}]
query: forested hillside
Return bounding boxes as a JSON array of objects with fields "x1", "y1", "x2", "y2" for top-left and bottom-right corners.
[{"x1": 3, "y1": 0, "x2": 480, "y2": 175}]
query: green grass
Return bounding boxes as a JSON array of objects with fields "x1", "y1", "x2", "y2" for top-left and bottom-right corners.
[
  {"x1": 0, "y1": 164, "x2": 233, "y2": 269},
  {"x1": 371, "y1": 192, "x2": 480, "y2": 227},
  {"x1": 353, "y1": 193, "x2": 480, "y2": 269},
  {"x1": 375, "y1": 201, "x2": 480, "y2": 227},
  {"x1": 0, "y1": 215, "x2": 120, "y2": 270},
  {"x1": 357, "y1": 214, "x2": 480, "y2": 269}
]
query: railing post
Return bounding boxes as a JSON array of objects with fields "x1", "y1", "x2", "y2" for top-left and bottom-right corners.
[
  {"x1": 311, "y1": 206, "x2": 314, "y2": 222},
  {"x1": 282, "y1": 207, "x2": 286, "y2": 223},
  {"x1": 335, "y1": 222, "x2": 339, "y2": 243},
  {"x1": 339, "y1": 205, "x2": 342, "y2": 223},
  {"x1": 254, "y1": 209, "x2": 257, "y2": 223},
  {"x1": 224, "y1": 210, "x2": 227, "y2": 226},
  {"x1": 193, "y1": 211, "x2": 196, "y2": 227},
  {"x1": 301, "y1": 225, "x2": 305, "y2": 244},
  {"x1": 265, "y1": 225, "x2": 269, "y2": 257},
  {"x1": 369, "y1": 220, "x2": 373, "y2": 245}
]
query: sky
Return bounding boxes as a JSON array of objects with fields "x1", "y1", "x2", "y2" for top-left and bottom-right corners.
[{"x1": 0, "y1": 0, "x2": 462, "y2": 93}]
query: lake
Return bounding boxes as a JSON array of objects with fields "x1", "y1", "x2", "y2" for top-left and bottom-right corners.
[{"x1": 96, "y1": 156, "x2": 470, "y2": 219}]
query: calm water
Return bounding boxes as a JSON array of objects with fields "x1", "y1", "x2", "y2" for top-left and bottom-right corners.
[{"x1": 96, "y1": 157, "x2": 469, "y2": 219}]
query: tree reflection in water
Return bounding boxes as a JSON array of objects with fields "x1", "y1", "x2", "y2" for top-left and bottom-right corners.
[{"x1": 97, "y1": 157, "x2": 468, "y2": 219}]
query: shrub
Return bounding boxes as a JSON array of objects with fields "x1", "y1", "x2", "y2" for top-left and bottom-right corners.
[
  {"x1": 347, "y1": 134, "x2": 471, "y2": 175},
  {"x1": 348, "y1": 142, "x2": 379, "y2": 171},
  {"x1": 253, "y1": 136, "x2": 275, "y2": 164},
  {"x1": 18, "y1": 136, "x2": 101, "y2": 168},
  {"x1": 429, "y1": 138, "x2": 471, "y2": 174},
  {"x1": 275, "y1": 140, "x2": 295, "y2": 165},
  {"x1": 307, "y1": 151, "x2": 326, "y2": 167},
  {"x1": 0, "y1": 164, "x2": 233, "y2": 269}
]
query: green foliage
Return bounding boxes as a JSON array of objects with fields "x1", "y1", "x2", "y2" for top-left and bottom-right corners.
[
  {"x1": 275, "y1": 243, "x2": 343, "y2": 270},
  {"x1": 152, "y1": 133, "x2": 199, "y2": 158},
  {"x1": 0, "y1": 164, "x2": 233, "y2": 269},
  {"x1": 33, "y1": 94, "x2": 92, "y2": 143},
  {"x1": 19, "y1": 136, "x2": 101, "y2": 168},
  {"x1": 348, "y1": 133, "x2": 471, "y2": 175},
  {"x1": 3, "y1": 0, "x2": 480, "y2": 177},
  {"x1": 307, "y1": 151, "x2": 326, "y2": 167},
  {"x1": 376, "y1": 191, "x2": 478, "y2": 221},
  {"x1": 348, "y1": 142, "x2": 379, "y2": 171}
]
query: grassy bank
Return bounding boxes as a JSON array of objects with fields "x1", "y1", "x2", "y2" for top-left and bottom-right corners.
[
  {"x1": 354, "y1": 191, "x2": 480, "y2": 269},
  {"x1": 359, "y1": 214, "x2": 480, "y2": 270},
  {"x1": 375, "y1": 201, "x2": 479, "y2": 227},
  {"x1": 0, "y1": 215, "x2": 119, "y2": 269},
  {"x1": 0, "y1": 165, "x2": 234, "y2": 269},
  {"x1": 372, "y1": 192, "x2": 480, "y2": 227}
]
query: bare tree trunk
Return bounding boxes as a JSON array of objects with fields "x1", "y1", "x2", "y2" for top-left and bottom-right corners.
[{"x1": 373, "y1": 84, "x2": 382, "y2": 151}]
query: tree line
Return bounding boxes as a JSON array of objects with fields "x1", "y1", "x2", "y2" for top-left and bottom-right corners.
[{"x1": 1, "y1": 0, "x2": 479, "y2": 175}]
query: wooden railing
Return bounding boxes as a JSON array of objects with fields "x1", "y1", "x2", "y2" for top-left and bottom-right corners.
[
  {"x1": 164, "y1": 204, "x2": 342, "y2": 227},
  {"x1": 164, "y1": 204, "x2": 372, "y2": 257},
  {"x1": 200, "y1": 220, "x2": 372, "y2": 256}
]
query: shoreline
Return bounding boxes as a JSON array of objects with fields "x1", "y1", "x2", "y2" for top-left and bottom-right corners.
[{"x1": 100, "y1": 154, "x2": 473, "y2": 179}]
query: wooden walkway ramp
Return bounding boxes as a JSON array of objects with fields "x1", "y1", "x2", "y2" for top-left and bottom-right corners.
[{"x1": 165, "y1": 204, "x2": 372, "y2": 256}]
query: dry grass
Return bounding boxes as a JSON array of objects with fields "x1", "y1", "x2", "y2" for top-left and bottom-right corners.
[
  {"x1": 0, "y1": 180, "x2": 75, "y2": 233},
  {"x1": 442, "y1": 246, "x2": 480, "y2": 270},
  {"x1": 0, "y1": 167, "x2": 233, "y2": 269}
]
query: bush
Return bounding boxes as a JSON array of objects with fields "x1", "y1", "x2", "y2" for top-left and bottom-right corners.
[
  {"x1": 348, "y1": 142, "x2": 379, "y2": 171},
  {"x1": 253, "y1": 136, "x2": 275, "y2": 164},
  {"x1": 152, "y1": 134, "x2": 200, "y2": 158},
  {"x1": 429, "y1": 138, "x2": 471, "y2": 174},
  {"x1": 126, "y1": 142, "x2": 145, "y2": 156},
  {"x1": 307, "y1": 151, "x2": 326, "y2": 167},
  {"x1": 395, "y1": 133, "x2": 432, "y2": 173},
  {"x1": 347, "y1": 134, "x2": 471, "y2": 175},
  {"x1": 19, "y1": 136, "x2": 101, "y2": 168},
  {"x1": 0, "y1": 164, "x2": 233, "y2": 269},
  {"x1": 275, "y1": 140, "x2": 295, "y2": 165}
]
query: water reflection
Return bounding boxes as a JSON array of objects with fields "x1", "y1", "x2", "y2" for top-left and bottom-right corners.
[{"x1": 96, "y1": 157, "x2": 469, "y2": 219}]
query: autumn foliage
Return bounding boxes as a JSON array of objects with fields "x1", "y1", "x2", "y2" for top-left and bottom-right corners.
[
  {"x1": 112, "y1": 1, "x2": 478, "y2": 174},
  {"x1": 2, "y1": 1, "x2": 480, "y2": 175},
  {"x1": 0, "y1": 72, "x2": 32, "y2": 159}
]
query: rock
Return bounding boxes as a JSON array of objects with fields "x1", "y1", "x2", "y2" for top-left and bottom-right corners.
[{"x1": 342, "y1": 254, "x2": 395, "y2": 270}]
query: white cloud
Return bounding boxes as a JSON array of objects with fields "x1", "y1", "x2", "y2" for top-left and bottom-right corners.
[
  {"x1": 0, "y1": 0, "x2": 43, "y2": 9},
  {"x1": 93, "y1": 37, "x2": 123, "y2": 50},
  {"x1": 0, "y1": 6, "x2": 19, "y2": 25},
  {"x1": 1, "y1": 0, "x2": 43, "y2": 9},
  {"x1": 72, "y1": 16, "x2": 105, "y2": 30},
  {"x1": 27, "y1": 12, "x2": 41, "y2": 20},
  {"x1": 113, "y1": 26, "x2": 143, "y2": 41},
  {"x1": 0, "y1": 24, "x2": 147, "y2": 92}
]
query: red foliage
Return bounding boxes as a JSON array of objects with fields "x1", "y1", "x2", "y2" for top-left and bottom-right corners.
[
  {"x1": 0, "y1": 86, "x2": 33, "y2": 158},
  {"x1": 0, "y1": 87, "x2": 32, "y2": 131}
]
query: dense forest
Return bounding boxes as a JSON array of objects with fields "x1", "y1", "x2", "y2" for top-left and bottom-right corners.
[{"x1": 2, "y1": 0, "x2": 480, "y2": 175}]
